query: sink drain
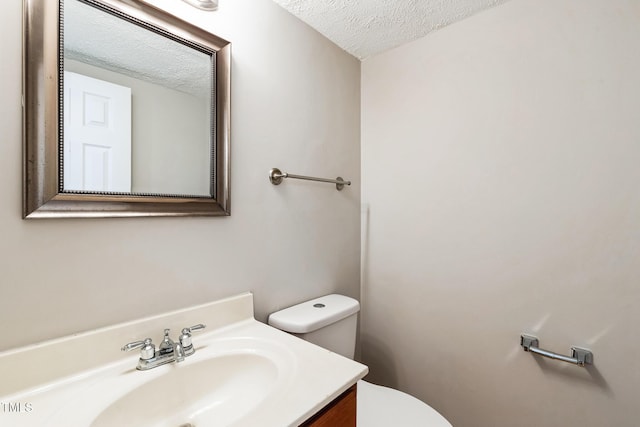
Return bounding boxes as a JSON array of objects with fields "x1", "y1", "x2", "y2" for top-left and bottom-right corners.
[{"x1": 178, "y1": 424, "x2": 195, "y2": 427}]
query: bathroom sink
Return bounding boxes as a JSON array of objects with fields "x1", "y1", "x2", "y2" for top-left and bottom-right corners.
[
  {"x1": 91, "y1": 353, "x2": 279, "y2": 427},
  {"x1": 0, "y1": 294, "x2": 367, "y2": 427},
  {"x1": 40, "y1": 336, "x2": 296, "y2": 427}
]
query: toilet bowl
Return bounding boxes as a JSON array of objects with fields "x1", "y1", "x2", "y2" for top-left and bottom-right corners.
[{"x1": 268, "y1": 294, "x2": 452, "y2": 427}]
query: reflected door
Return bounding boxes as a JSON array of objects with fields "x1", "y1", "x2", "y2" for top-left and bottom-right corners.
[{"x1": 63, "y1": 71, "x2": 132, "y2": 192}]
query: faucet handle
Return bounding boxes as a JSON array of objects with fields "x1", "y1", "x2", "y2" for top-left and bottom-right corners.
[
  {"x1": 182, "y1": 324, "x2": 206, "y2": 334},
  {"x1": 121, "y1": 338, "x2": 155, "y2": 360},
  {"x1": 179, "y1": 324, "x2": 206, "y2": 356}
]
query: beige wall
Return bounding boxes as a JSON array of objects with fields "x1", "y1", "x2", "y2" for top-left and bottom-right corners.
[
  {"x1": 0, "y1": 0, "x2": 360, "y2": 350},
  {"x1": 361, "y1": 0, "x2": 640, "y2": 426}
]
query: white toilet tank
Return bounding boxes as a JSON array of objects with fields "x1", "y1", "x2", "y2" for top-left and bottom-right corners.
[
  {"x1": 267, "y1": 294, "x2": 360, "y2": 359},
  {"x1": 269, "y1": 294, "x2": 454, "y2": 427}
]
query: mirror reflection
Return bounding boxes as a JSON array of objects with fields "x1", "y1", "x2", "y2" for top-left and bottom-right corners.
[{"x1": 63, "y1": 0, "x2": 213, "y2": 196}]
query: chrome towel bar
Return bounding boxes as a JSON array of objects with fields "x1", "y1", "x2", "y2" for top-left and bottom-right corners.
[
  {"x1": 520, "y1": 334, "x2": 593, "y2": 366},
  {"x1": 269, "y1": 168, "x2": 351, "y2": 191}
]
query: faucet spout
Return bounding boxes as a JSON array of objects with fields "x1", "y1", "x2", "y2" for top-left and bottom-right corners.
[{"x1": 174, "y1": 342, "x2": 185, "y2": 363}]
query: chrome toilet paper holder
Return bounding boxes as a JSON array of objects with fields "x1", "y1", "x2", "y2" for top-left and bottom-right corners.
[{"x1": 520, "y1": 334, "x2": 593, "y2": 366}]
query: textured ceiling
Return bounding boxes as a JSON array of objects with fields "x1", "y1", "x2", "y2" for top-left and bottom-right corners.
[{"x1": 271, "y1": 0, "x2": 511, "y2": 60}]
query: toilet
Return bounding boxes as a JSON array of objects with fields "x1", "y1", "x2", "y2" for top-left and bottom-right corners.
[{"x1": 268, "y1": 294, "x2": 452, "y2": 427}]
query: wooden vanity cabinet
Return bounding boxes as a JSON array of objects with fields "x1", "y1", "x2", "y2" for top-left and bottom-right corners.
[{"x1": 300, "y1": 384, "x2": 357, "y2": 427}]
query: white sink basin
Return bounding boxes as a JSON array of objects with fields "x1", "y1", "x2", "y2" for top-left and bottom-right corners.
[
  {"x1": 0, "y1": 294, "x2": 367, "y2": 427},
  {"x1": 92, "y1": 353, "x2": 279, "y2": 427},
  {"x1": 41, "y1": 336, "x2": 296, "y2": 427}
]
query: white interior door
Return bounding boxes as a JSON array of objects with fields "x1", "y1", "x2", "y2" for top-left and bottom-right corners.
[{"x1": 63, "y1": 71, "x2": 132, "y2": 192}]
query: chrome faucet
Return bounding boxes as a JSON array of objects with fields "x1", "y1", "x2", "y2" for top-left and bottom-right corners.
[{"x1": 122, "y1": 324, "x2": 206, "y2": 370}]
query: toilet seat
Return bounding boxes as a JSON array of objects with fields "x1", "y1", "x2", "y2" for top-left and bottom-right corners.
[{"x1": 356, "y1": 380, "x2": 452, "y2": 427}]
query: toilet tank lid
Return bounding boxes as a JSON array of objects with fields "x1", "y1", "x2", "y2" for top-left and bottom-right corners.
[{"x1": 268, "y1": 294, "x2": 360, "y2": 334}]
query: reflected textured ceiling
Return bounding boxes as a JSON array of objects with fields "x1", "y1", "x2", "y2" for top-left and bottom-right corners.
[
  {"x1": 271, "y1": 0, "x2": 510, "y2": 60},
  {"x1": 65, "y1": 0, "x2": 211, "y2": 97}
]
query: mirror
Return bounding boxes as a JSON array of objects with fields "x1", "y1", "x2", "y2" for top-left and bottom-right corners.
[{"x1": 23, "y1": 0, "x2": 231, "y2": 218}]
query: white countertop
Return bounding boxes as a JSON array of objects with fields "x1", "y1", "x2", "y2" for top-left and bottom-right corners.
[{"x1": 0, "y1": 293, "x2": 368, "y2": 426}]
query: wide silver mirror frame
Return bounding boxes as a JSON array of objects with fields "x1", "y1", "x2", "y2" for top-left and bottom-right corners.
[{"x1": 23, "y1": 0, "x2": 231, "y2": 218}]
